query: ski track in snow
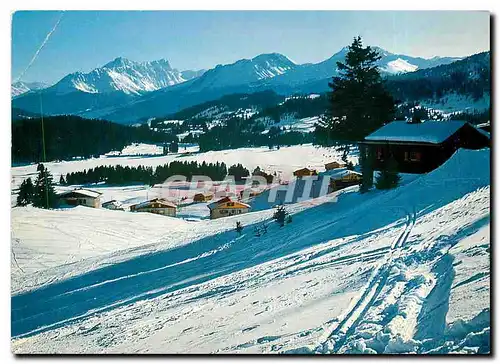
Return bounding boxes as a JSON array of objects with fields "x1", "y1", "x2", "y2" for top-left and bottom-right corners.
[{"x1": 326, "y1": 209, "x2": 416, "y2": 351}]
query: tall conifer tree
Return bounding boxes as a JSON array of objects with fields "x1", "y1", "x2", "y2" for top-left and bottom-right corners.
[{"x1": 316, "y1": 36, "x2": 395, "y2": 143}]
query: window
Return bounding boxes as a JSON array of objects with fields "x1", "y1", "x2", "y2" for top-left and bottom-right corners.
[
  {"x1": 376, "y1": 147, "x2": 384, "y2": 161},
  {"x1": 409, "y1": 151, "x2": 422, "y2": 162},
  {"x1": 220, "y1": 210, "x2": 228, "y2": 214}
]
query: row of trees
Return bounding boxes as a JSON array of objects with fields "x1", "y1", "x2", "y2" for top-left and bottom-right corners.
[
  {"x1": 17, "y1": 164, "x2": 57, "y2": 208},
  {"x1": 62, "y1": 160, "x2": 233, "y2": 186},
  {"x1": 61, "y1": 161, "x2": 254, "y2": 186},
  {"x1": 12, "y1": 115, "x2": 178, "y2": 164},
  {"x1": 197, "y1": 123, "x2": 313, "y2": 152}
]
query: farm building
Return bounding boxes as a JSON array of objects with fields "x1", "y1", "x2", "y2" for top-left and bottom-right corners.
[
  {"x1": 361, "y1": 120, "x2": 490, "y2": 174},
  {"x1": 327, "y1": 169, "x2": 363, "y2": 192},
  {"x1": 130, "y1": 198, "x2": 177, "y2": 217},
  {"x1": 57, "y1": 188, "x2": 102, "y2": 208},
  {"x1": 102, "y1": 200, "x2": 124, "y2": 211},
  {"x1": 324, "y1": 161, "x2": 346, "y2": 171},
  {"x1": 207, "y1": 197, "x2": 251, "y2": 220},
  {"x1": 193, "y1": 193, "x2": 214, "y2": 202},
  {"x1": 293, "y1": 167, "x2": 318, "y2": 178}
]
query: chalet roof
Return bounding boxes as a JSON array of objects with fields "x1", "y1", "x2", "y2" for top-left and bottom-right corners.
[
  {"x1": 325, "y1": 161, "x2": 344, "y2": 166},
  {"x1": 58, "y1": 188, "x2": 102, "y2": 199},
  {"x1": 207, "y1": 197, "x2": 250, "y2": 210},
  {"x1": 132, "y1": 198, "x2": 176, "y2": 209},
  {"x1": 207, "y1": 197, "x2": 231, "y2": 210},
  {"x1": 194, "y1": 192, "x2": 213, "y2": 197},
  {"x1": 294, "y1": 167, "x2": 314, "y2": 172},
  {"x1": 102, "y1": 200, "x2": 121, "y2": 206},
  {"x1": 365, "y1": 120, "x2": 468, "y2": 144},
  {"x1": 325, "y1": 168, "x2": 362, "y2": 180}
]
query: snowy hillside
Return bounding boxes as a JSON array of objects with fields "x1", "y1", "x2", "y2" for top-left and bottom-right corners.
[
  {"x1": 186, "y1": 53, "x2": 297, "y2": 92},
  {"x1": 49, "y1": 57, "x2": 199, "y2": 96},
  {"x1": 11, "y1": 144, "x2": 344, "y2": 199},
  {"x1": 11, "y1": 148, "x2": 490, "y2": 353}
]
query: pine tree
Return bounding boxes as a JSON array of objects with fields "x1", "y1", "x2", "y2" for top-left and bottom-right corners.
[
  {"x1": 33, "y1": 164, "x2": 57, "y2": 209},
  {"x1": 375, "y1": 154, "x2": 401, "y2": 190},
  {"x1": 316, "y1": 36, "x2": 395, "y2": 144},
  {"x1": 273, "y1": 205, "x2": 288, "y2": 227},
  {"x1": 17, "y1": 178, "x2": 34, "y2": 206},
  {"x1": 59, "y1": 175, "x2": 66, "y2": 185}
]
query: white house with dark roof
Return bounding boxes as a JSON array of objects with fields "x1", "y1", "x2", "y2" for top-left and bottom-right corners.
[{"x1": 57, "y1": 188, "x2": 102, "y2": 208}]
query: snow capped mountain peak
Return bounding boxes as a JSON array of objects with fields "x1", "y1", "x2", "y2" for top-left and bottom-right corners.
[
  {"x1": 383, "y1": 58, "x2": 419, "y2": 74},
  {"x1": 50, "y1": 57, "x2": 201, "y2": 96},
  {"x1": 11, "y1": 81, "x2": 49, "y2": 98},
  {"x1": 103, "y1": 56, "x2": 135, "y2": 69},
  {"x1": 188, "y1": 52, "x2": 298, "y2": 92}
]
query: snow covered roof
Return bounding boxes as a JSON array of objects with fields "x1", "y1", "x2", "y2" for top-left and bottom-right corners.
[
  {"x1": 207, "y1": 197, "x2": 250, "y2": 210},
  {"x1": 325, "y1": 168, "x2": 362, "y2": 180},
  {"x1": 131, "y1": 198, "x2": 176, "y2": 210},
  {"x1": 58, "y1": 188, "x2": 102, "y2": 199},
  {"x1": 365, "y1": 120, "x2": 468, "y2": 144},
  {"x1": 102, "y1": 200, "x2": 122, "y2": 206},
  {"x1": 207, "y1": 197, "x2": 231, "y2": 210}
]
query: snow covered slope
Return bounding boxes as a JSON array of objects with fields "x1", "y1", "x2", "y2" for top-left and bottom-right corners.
[
  {"x1": 11, "y1": 148, "x2": 490, "y2": 354},
  {"x1": 11, "y1": 144, "x2": 345, "y2": 200}
]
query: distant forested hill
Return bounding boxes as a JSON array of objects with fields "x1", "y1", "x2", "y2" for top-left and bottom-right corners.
[
  {"x1": 12, "y1": 114, "x2": 177, "y2": 164},
  {"x1": 385, "y1": 52, "x2": 490, "y2": 102}
]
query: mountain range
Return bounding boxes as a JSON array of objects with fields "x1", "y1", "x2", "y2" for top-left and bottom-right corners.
[
  {"x1": 11, "y1": 47, "x2": 473, "y2": 124},
  {"x1": 11, "y1": 81, "x2": 50, "y2": 97}
]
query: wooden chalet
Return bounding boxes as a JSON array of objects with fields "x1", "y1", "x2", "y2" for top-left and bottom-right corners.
[
  {"x1": 207, "y1": 197, "x2": 250, "y2": 220},
  {"x1": 327, "y1": 169, "x2": 363, "y2": 192},
  {"x1": 361, "y1": 120, "x2": 490, "y2": 174},
  {"x1": 57, "y1": 188, "x2": 102, "y2": 208},
  {"x1": 324, "y1": 161, "x2": 346, "y2": 171},
  {"x1": 193, "y1": 192, "x2": 214, "y2": 203},
  {"x1": 130, "y1": 198, "x2": 177, "y2": 217}
]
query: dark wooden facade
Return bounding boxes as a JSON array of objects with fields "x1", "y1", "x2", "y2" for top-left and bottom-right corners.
[{"x1": 362, "y1": 122, "x2": 490, "y2": 174}]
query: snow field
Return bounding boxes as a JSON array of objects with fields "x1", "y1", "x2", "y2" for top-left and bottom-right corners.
[{"x1": 10, "y1": 148, "x2": 490, "y2": 354}]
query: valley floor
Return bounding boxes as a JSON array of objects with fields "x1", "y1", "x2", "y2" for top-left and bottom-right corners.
[{"x1": 10, "y1": 148, "x2": 490, "y2": 354}]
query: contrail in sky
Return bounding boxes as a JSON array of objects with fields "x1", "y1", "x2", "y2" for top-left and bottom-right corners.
[{"x1": 15, "y1": 11, "x2": 65, "y2": 83}]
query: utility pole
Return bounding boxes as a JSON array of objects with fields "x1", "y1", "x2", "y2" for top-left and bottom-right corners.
[{"x1": 40, "y1": 93, "x2": 49, "y2": 208}]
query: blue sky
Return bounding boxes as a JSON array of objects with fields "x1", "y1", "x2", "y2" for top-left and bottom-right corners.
[{"x1": 12, "y1": 11, "x2": 490, "y2": 84}]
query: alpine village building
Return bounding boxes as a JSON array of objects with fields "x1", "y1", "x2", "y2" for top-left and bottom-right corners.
[
  {"x1": 57, "y1": 188, "x2": 102, "y2": 208},
  {"x1": 328, "y1": 169, "x2": 363, "y2": 192},
  {"x1": 207, "y1": 196, "x2": 251, "y2": 219},
  {"x1": 361, "y1": 120, "x2": 490, "y2": 174},
  {"x1": 293, "y1": 168, "x2": 318, "y2": 178},
  {"x1": 129, "y1": 198, "x2": 177, "y2": 217},
  {"x1": 325, "y1": 161, "x2": 346, "y2": 171},
  {"x1": 193, "y1": 192, "x2": 214, "y2": 203}
]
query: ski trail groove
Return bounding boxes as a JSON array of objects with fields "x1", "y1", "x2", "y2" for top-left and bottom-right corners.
[{"x1": 322, "y1": 207, "x2": 416, "y2": 353}]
